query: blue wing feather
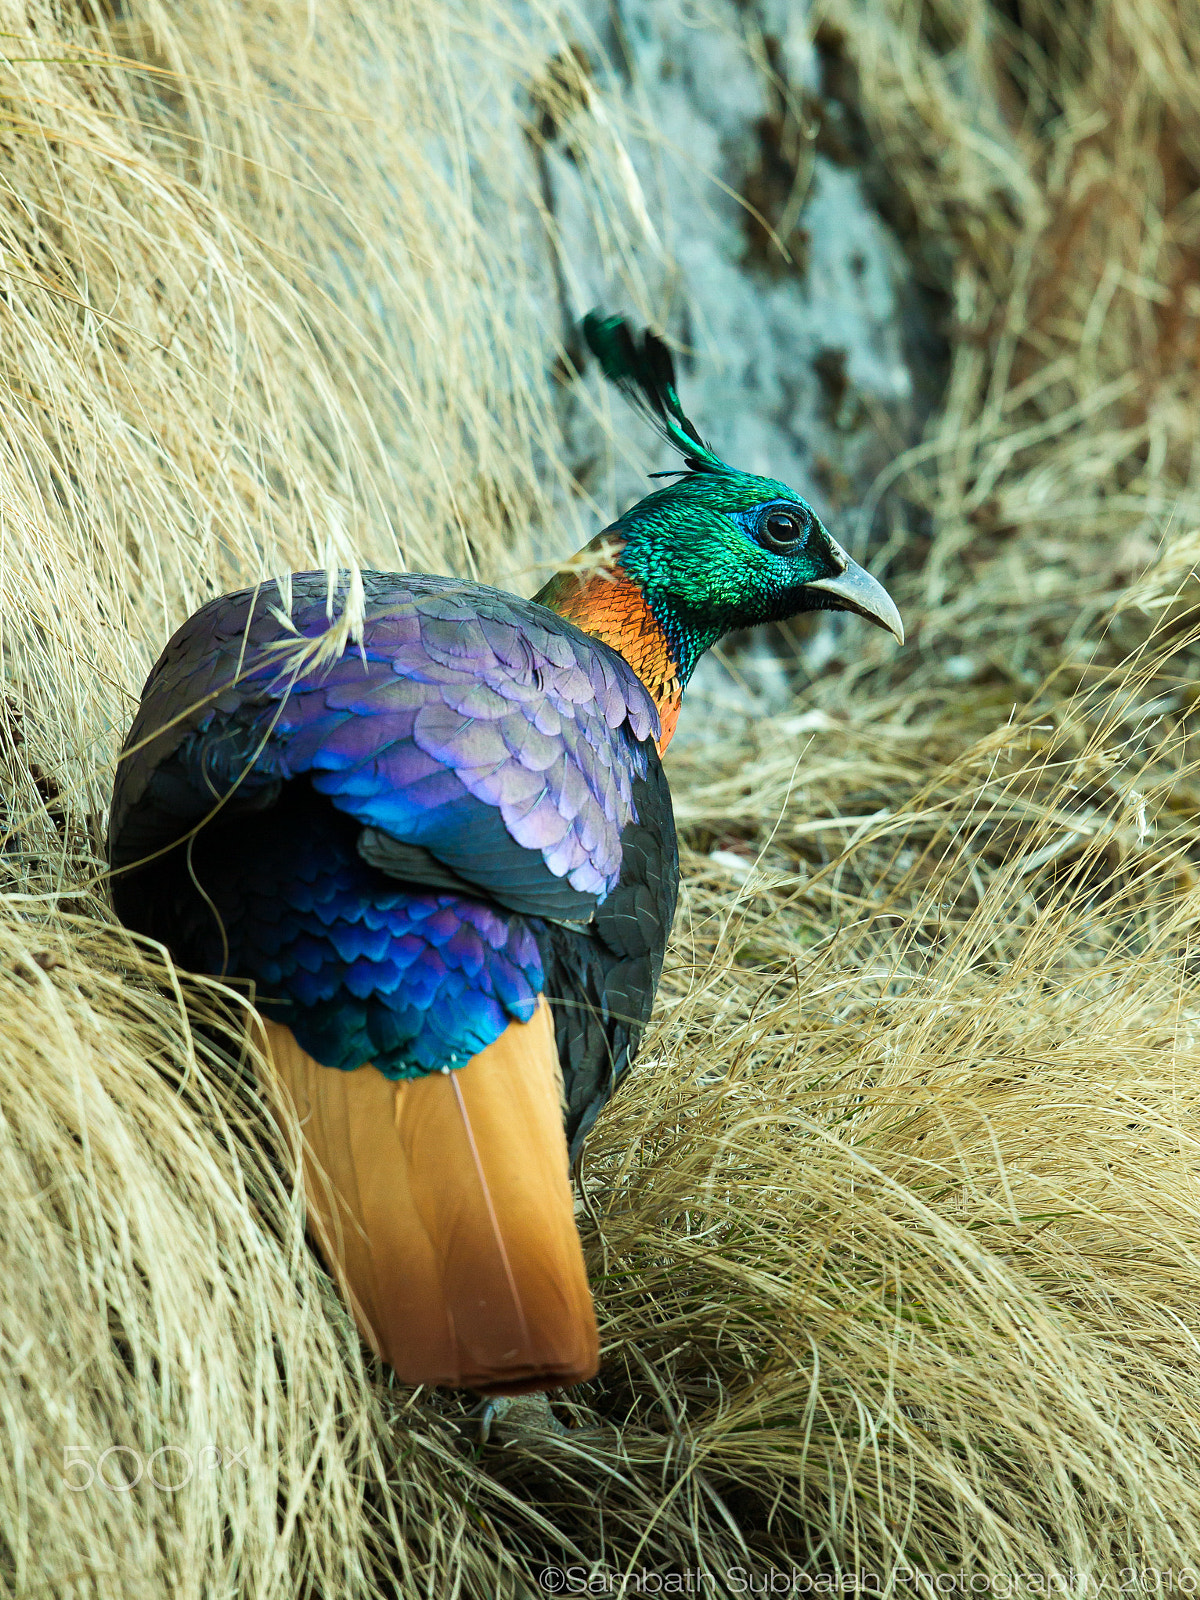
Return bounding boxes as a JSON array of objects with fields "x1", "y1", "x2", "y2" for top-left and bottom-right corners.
[
  {"x1": 112, "y1": 573, "x2": 656, "y2": 915},
  {"x1": 109, "y1": 571, "x2": 660, "y2": 1078}
]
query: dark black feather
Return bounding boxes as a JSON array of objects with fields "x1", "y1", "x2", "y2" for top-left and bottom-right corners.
[{"x1": 535, "y1": 759, "x2": 679, "y2": 1161}]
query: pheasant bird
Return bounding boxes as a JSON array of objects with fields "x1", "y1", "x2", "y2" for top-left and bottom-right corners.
[{"x1": 108, "y1": 314, "x2": 902, "y2": 1396}]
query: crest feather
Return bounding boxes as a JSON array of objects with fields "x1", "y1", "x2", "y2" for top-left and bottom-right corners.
[{"x1": 581, "y1": 311, "x2": 730, "y2": 475}]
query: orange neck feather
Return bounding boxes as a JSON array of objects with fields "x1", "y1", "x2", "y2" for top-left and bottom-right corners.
[{"x1": 538, "y1": 539, "x2": 682, "y2": 753}]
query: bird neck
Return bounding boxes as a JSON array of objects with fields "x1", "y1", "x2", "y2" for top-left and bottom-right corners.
[{"x1": 535, "y1": 534, "x2": 685, "y2": 753}]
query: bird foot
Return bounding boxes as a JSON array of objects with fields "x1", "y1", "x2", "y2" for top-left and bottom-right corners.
[
  {"x1": 464, "y1": 1390, "x2": 628, "y2": 1456},
  {"x1": 473, "y1": 1391, "x2": 569, "y2": 1446}
]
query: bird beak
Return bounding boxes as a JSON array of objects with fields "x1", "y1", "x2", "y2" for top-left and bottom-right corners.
[{"x1": 807, "y1": 542, "x2": 904, "y2": 644}]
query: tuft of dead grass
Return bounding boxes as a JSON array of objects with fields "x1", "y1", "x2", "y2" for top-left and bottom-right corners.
[{"x1": 5, "y1": 0, "x2": 1200, "y2": 1593}]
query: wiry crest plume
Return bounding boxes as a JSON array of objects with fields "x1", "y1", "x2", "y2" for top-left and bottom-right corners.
[{"x1": 581, "y1": 311, "x2": 731, "y2": 477}]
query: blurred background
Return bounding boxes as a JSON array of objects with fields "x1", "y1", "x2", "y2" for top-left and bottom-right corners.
[{"x1": 2, "y1": 0, "x2": 1200, "y2": 1593}]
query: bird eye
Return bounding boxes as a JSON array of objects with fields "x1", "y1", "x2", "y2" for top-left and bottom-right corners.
[{"x1": 757, "y1": 509, "x2": 807, "y2": 554}]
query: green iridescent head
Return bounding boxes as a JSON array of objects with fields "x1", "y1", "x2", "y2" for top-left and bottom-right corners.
[{"x1": 581, "y1": 311, "x2": 904, "y2": 684}]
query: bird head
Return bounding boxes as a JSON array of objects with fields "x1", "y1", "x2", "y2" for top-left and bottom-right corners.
[{"x1": 580, "y1": 312, "x2": 903, "y2": 685}]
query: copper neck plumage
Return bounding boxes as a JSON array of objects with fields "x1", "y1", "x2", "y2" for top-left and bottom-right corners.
[{"x1": 536, "y1": 537, "x2": 682, "y2": 753}]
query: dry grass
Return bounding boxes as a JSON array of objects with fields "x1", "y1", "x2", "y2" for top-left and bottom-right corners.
[{"x1": 3, "y1": 0, "x2": 1200, "y2": 1592}]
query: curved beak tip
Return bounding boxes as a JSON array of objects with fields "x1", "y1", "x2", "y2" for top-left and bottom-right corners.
[{"x1": 807, "y1": 559, "x2": 904, "y2": 646}]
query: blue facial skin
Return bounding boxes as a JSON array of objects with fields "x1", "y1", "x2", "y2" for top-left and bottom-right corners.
[{"x1": 728, "y1": 500, "x2": 817, "y2": 555}]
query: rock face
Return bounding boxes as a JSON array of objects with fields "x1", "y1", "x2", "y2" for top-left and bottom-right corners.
[{"x1": 529, "y1": 0, "x2": 947, "y2": 722}]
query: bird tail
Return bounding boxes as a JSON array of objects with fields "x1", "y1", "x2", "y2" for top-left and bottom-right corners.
[{"x1": 257, "y1": 1001, "x2": 599, "y2": 1395}]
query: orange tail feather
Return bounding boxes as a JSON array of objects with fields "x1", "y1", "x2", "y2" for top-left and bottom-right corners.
[{"x1": 256, "y1": 1000, "x2": 599, "y2": 1394}]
